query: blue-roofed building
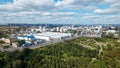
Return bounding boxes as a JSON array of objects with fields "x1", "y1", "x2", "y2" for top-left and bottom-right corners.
[
  {"x1": 23, "y1": 43, "x2": 31, "y2": 47},
  {"x1": 17, "y1": 35, "x2": 35, "y2": 41}
]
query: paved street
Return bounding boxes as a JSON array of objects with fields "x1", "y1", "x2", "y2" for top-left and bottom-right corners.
[{"x1": 0, "y1": 36, "x2": 80, "y2": 52}]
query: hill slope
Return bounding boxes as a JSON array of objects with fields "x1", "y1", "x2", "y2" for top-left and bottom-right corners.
[{"x1": 0, "y1": 37, "x2": 120, "y2": 68}]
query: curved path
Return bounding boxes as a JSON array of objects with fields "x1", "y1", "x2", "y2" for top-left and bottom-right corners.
[{"x1": 87, "y1": 39, "x2": 103, "y2": 68}]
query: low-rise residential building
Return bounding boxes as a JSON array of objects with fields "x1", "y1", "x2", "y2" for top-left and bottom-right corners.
[
  {"x1": 0, "y1": 38, "x2": 11, "y2": 46},
  {"x1": 106, "y1": 30, "x2": 116, "y2": 34},
  {"x1": 12, "y1": 42, "x2": 19, "y2": 48}
]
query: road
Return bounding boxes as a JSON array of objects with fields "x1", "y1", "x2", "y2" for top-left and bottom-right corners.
[
  {"x1": 0, "y1": 40, "x2": 64, "y2": 52},
  {"x1": 0, "y1": 36, "x2": 80, "y2": 52}
]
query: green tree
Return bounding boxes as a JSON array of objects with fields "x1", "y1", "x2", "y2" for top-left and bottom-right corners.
[
  {"x1": 12, "y1": 60, "x2": 22, "y2": 68},
  {"x1": 18, "y1": 40, "x2": 25, "y2": 46}
]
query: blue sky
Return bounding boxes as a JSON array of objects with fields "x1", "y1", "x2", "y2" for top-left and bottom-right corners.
[
  {"x1": 0, "y1": 0, "x2": 13, "y2": 4},
  {"x1": 0, "y1": 0, "x2": 120, "y2": 24}
]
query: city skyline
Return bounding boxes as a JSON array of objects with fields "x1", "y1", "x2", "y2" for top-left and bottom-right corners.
[{"x1": 0, "y1": 0, "x2": 120, "y2": 24}]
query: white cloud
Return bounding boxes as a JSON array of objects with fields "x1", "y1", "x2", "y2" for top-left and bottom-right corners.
[
  {"x1": 42, "y1": 12, "x2": 52, "y2": 16},
  {"x1": 0, "y1": 0, "x2": 55, "y2": 12},
  {"x1": 55, "y1": 0, "x2": 120, "y2": 14},
  {"x1": 52, "y1": 12, "x2": 76, "y2": 16},
  {"x1": 104, "y1": 0, "x2": 118, "y2": 3},
  {"x1": 55, "y1": 0, "x2": 74, "y2": 6},
  {"x1": 94, "y1": 8, "x2": 120, "y2": 14},
  {"x1": 18, "y1": 0, "x2": 55, "y2": 10},
  {"x1": 0, "y1": 11, "x2": 79, "y2": 23},
  {"x1": 1, "y1": 0, "x2": 119, "y2": 14},
  {"x1": 82, "y1": 14, "x2": 99, "y2": 19},
  {"x1": 55, "y1": 0, "x2": 102, "y2": 10},
  {"x1": 0, "y1": 3, "x2": 24, "y2": 12},
  {"x1": 103, "y1": 15, "x2": 120, "y2": 19},
  {"x1": 95, "y1": 0, "x2": 120, "y2": 14},
  {"x1": 0, "y1": 0, "x2": 120, "y2": 24}
]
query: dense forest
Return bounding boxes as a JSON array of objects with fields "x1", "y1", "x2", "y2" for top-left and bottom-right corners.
[{"x1": 0, "y1": 37, "x2": 120, "y2": 68}]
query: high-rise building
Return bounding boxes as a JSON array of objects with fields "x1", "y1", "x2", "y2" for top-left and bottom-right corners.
[
  {"x1": 60, "y1": 27, "x2": 63, "y2": 32},
  {"x1": 43, "y1": 27, "x2": 46, "y2": 32},
  {"x1": 56, "y1": 27, "x2": 60, "y2": 32},
  {"x1": 39, "y1": 26, "x2": 42, "y2": 32}
]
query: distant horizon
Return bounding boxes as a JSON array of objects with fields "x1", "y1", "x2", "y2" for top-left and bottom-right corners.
[{"x1": 0, "y1": 23, "x2": 120, "y2": 25}]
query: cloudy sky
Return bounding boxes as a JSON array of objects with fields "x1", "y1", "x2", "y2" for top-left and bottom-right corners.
[{"x1": 0, "y1": 0, "x2": 120, "y2": 24}]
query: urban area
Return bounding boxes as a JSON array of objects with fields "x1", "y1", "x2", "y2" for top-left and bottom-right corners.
[{"x1": 0, "y1": 24, "x2": 120, "y2": 52}]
